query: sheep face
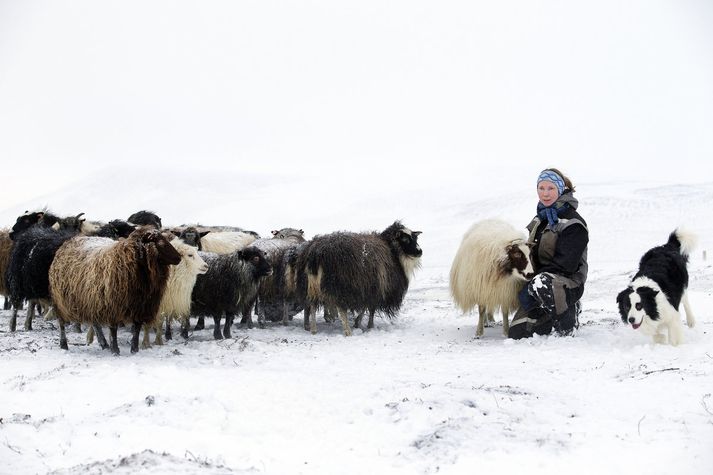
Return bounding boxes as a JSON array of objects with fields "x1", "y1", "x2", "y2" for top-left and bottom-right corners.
[
  {"x1": 178, "y1": 227, "x2": 210, "y2": 249},
  {"x1": 181, "y1": 246, "x2": 209, "y2": 275},
  {"x1": 140, "y1": 230, "x2": 181, "y2": 265},
  {"x1": 501, "y1": 242, "x2": 534, "y2": 280},
  {"x1": 106, "y1": 220, "x2": 137, "y2": 238},
  {"x1": 396, "y1": 228, "x2": 423, "y2": 258},
  {"x1": 271, "y1": 228, "x2": 305, "y2": 240},
  {"x1": 58, "y1": 213, "x2": 86, "y2": 232},
  {"x1": 238, "y1": 247, "x2": 273, "y2": 278},
  {"x1": 9, "y1": 211, "x2": 45, "y2": 240}
]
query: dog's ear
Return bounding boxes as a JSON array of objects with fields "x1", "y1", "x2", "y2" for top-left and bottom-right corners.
[
  {"x1": 616, "y1": 288, "x2": 633, "y2": 322},
  {"x1": 637, "y1": 286, "x2": 659, "y2": 300}
]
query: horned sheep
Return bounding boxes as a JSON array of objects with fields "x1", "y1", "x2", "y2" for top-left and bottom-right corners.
[
  {"x1": 296, "y1": 221, "x2": 422, "y2": 336},
  {"x1": 449, "y1": 218, "x2": 534, "y2": 337},
  {"x1": 48, "y1": 228, "x2": 181, "y2": 354}
]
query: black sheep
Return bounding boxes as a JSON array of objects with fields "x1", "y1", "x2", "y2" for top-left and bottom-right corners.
[
  {"x1": 128, "y1": 210, "x2": 162, "y2": 229},
  {"x1": 296, "y1": 221, "x2": 422, "y2": 335},
  {"x1": 191, "y1": 246, "x2": 272, "y2": 339}
]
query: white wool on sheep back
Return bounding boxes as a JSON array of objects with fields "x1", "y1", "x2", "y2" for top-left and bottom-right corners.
[
  {"x1": 449, "y1": 219, "x2": 529, "y2": 336},
  {"x1": 200, "y1": 231, "x2": 257, "y2": 254}
]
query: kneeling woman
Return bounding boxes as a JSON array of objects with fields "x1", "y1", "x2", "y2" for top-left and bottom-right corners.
[{"x1": 509, "y1": 168, "x2": 589, "y2": 338}]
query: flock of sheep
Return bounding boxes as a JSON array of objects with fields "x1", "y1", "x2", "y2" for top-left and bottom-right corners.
[{"x1": 0, "y1": 209, "x2": 425, "y2": 354}]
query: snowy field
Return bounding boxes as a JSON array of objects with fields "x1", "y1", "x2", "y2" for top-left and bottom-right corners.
[{"x1": 1, "y1": 175, "x2": 712, "y2": 475}]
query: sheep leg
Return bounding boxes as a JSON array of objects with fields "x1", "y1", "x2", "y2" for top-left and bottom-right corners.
[
  {"x1": 223, "y1": 313, "x2": 234, "y2": 339},
  {"x1": 502, "y1": 310, "x2": 510, "y2": 336},
  {"x1": 2, "y1": 297, "x2": 10, "y2": 311},
  {"x1": 10, "y1": 307, "x2": 18, "y2": 332},
  {"x1": 367, "y1": 310, "x2": 376, "y2": 329},
  {"x1": 72, "y1": 322, "x2": 82, "y2": 333},
  {"x1": 109, "y1": 326, "x2": 120, "y2": 355},
  {"x1": 194, "y1": 315, "x2": 205, "y2": 331},
  {"x1": 476, "y1": 305, "x2": 486, "y2": 337},
  {"x1": 25, "y1": 301, "x2": 35, "y2": 331},
  {"x1": 303, "y1": 306, "x2": 311, "y2": 331},
  {"x1": 164, "y1": 315, "x2": 173, "y2": 340},
  {"x1": 309, "y1": 305, "x2": 317, "y2": 335},
  {"x1": 281, "y1": 300, "x2": 289, "y2": 326},
  {"x1": 354, "y1": 311, "x2": 364, "y2": 329},
  {"x1": 154, "y1": 322, "x2": 163, "y2": 346},
  {"x1": 59, "y1": 319, "x2": 68, "y2": 350},
  {"x1": 180, "y1": 317, "x2": 190, "y2": 339},
  {"x1": 337, "y1": 308, "x2": 352, "y2": 337},
  {"x1": 213, "y1": 315, "x2": 223, "y2": 339},
  {"x1": 130, "y1": 323, "x2": 141, "y2": 353},
  {"x1": 240, "y1": 304, "x2": 254, "y2": 329},
  {"x1": 93, "y1": 324, "x2": 109, "y2": 350},
  {"x1": 141, "y1": 323, "x2": 151, "y2": 350}
]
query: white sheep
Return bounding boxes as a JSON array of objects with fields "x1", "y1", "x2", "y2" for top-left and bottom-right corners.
[
  {"x1": 449, "y1": 218, "x2": 534, "y2": 337},
  {"x1": 142, "y1": 239, "x2": 209, "y2": 347}
]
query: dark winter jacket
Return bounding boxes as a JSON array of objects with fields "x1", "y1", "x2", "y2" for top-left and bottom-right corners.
[{"x1": 526, "y1": 192, "x2": 589, "y2": 286}]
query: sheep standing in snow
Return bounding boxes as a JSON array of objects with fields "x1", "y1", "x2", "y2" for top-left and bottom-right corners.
[
  {"x1": 449, "y1": 218, "x2": 534, "y2": 337},
  {"x1": 49, "y1": 228, "x2": 181, "y2": 354},
  {"x1": 190, "y1": 247, "x2": 272, "y2": 339},
  {"x1": 245, "y1": 228, "x2": 307, "y2": 328},
  {"x1": 142, "y1": 238, "x2": 209, "y2": 346},
  {"x1": 5, "y1": 227, "x2": 78, "y2": 331},
  {"x1": 296, "y1": 221, "x2": 422, "y2": 336}
]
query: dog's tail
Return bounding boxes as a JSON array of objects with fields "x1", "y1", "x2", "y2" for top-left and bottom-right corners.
[{"x1": 668, "y1": 228, "x2": 697, "y2": 257}]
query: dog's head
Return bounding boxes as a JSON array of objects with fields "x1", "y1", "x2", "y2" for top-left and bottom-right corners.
[{"x1": 617, "y1": 285, "x2": 660, "y2": 330}]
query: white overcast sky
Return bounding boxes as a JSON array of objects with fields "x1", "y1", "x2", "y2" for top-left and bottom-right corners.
[{"x1": 1, "y1": 1, "x2": 712, "y2": 208}]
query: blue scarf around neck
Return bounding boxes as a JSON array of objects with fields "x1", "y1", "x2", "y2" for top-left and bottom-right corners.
[{"x1": 537, "y1": 201, "x2": 570, "y2": 226}]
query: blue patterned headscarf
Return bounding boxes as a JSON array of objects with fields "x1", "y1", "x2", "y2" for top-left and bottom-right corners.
[{"x1": 537, "y1": 170, "x2": 565, "y2": 196}]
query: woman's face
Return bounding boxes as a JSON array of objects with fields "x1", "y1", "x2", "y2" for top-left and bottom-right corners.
[{"x1": 537, "y1": 181, "x2": 559, "y2": 207}]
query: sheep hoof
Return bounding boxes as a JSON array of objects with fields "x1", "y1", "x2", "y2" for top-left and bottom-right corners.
[
  {"x1": 180, "y1": 329, "x2": 189, "y2": 339},
  {"x1": 60, "y1": 341, "x2": 68, "y2": 351},
  {"x1": 258, "y1": 322, "x2": 265, "y2": 329},
  {"x1": 24, "y1": 322, "x2": 33, "y2": 331}
]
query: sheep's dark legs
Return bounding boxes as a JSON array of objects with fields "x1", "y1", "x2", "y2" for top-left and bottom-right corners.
[
  {"x1": 354, "y1": 311, "x2": 364, "y2": 329},
  {"x1": 239, "y1": 304, "x2": 254, "y2": 329},
  {"x1": 213, "y1": 315, "x2": 223, "y2": 339},
  {"x1": 303, "y1": 306, "x2": 311, "y2": 331},
  {"x1": 93, "y1": 324, "x2": 109, "y2": 350},
  {"x1": 130, "y1": 323, "x2": 141, "y2": 353},
  {"x1": 180, "y1": 318, "x2": 190, "y2": 339},
  {"x1": 10, "y1": 307, "x2": 18, "y2": 332},
  {"x1": 367, "y1": 310, "x2": 375, "y2": 329},
  {"x1": 59, "y1": 320, "x2": 68, "y2": 350},
  {"x1": 109, "y1": 326, "x2": 120, "y2": 355},
  {"x1": 2, "y1": 297, "x2": 10, "y2": 310},
  {"x1": 72, "y1": 322, "x2": 82, "y2": 333},
  {"x1": 223, "y1": 313, "x2": 234, "y2": 338},
  {"x1": 194, "y1": 315, "x2": 205, "y2": 331},
  {"x1": 24, "y1": 302, "x2": 35, "y2": 331},
  {"x1": 165, "y1": 316, "x2": 173, "y2": 341}
]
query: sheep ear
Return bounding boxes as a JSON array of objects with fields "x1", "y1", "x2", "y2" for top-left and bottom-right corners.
[
  {"x1": 299, "y1": 229, "x2": 304, "y2": 234},
  {"x1": 200, "y1": 231, "x2": 210, "y2": 237},
  {"x1": 413, "y1": 231, "x2": 422, "y2": 237},
  {"x1": 271, "y1": 230, "x2": 279, "y2": 236}
]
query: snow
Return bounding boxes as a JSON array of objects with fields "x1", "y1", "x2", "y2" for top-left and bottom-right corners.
[
  {"x1": 1, "y1": 175, "x2": 712, "y2": 474},
  {"x1": 1, "y1": 1, "x2": 712, "y2": 473}
]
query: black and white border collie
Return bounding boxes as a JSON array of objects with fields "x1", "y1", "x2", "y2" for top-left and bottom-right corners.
[{"x1": 616, "y1": 229, "x2": 697, "y2": 346}]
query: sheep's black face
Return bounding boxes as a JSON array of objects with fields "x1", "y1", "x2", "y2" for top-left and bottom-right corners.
[
  {"x1": 128, "y1": 211, "x2": 162, "y2": 229},
  {"x1": 240, "y1": 247, "x2": 273, "y2": 278},
  {"x1": 108, "y1": 220, "x2": 137, "y2": 239},
  {"x1": 10, "y1": 211, "x2": 45, "y2": 240},
  {"x1": 398, "y1": 229, "x2": 423, "y2": 258}
]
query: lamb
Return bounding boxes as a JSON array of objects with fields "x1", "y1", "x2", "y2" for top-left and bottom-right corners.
[
  {"x1": 449, "y1": 218, "x2": 535, "y2": 337},
  {"x1": 141, "y1": 238, "x2": 209, "y2": 347},
  {"x1": 190, "y1": 246, "x2": 272, "y2": 339},
  {"x1": 48, "y1": 228, "x2": 181, "y2": 354},
  {"x1": 296, "y1": 221, "x2": 422, "y2": 336},
  {"x1": 5, "y1": 227, "x2": 78, "y2": 331}
]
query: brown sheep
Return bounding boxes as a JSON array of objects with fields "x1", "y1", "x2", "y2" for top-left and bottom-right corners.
[{"x1": 48, "y1": 228, "x2": 181, "y2": 354}]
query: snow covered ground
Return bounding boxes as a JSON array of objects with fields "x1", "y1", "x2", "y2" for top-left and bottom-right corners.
[{"x1": 1, "y1": 175, "x2": 712, "y2": 474}]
